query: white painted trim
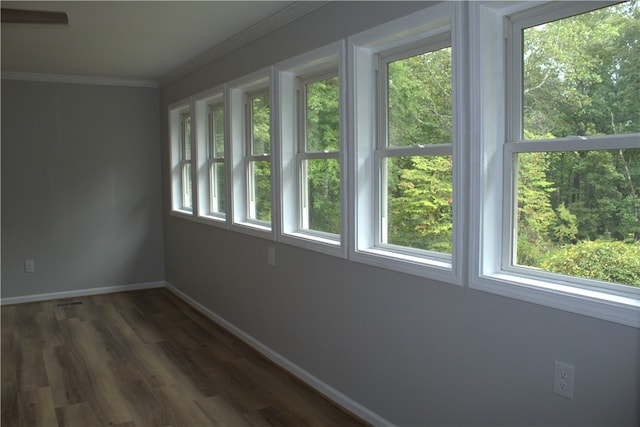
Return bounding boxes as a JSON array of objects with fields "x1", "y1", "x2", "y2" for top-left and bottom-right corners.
[
  {"x1": 1, "y1": 71, "x2": 158, "y2": 88},
  {"x1": 0, "y1": 281, "x2": 165, "y2": 305},
  {"x1": 157, "y1": 1, "x2": 327, "y2": 86},
  {"x1": 164, "y1": 282, "x2": 396, "y2": 427},
  {"x1": 467, "y1": 0, "x2": 640, "y2": 329},
  {"x1": 347, "y1": 2, "x2": 461, "y2": 286}
]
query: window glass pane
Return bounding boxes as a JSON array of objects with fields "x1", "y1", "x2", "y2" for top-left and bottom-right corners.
[
  {"x1": 387, "y1": 47, "x2": 452, "y2": 147},
  {"x1": 383, "y1": 155, "x2": 453, "y2": 253},
  {"x1": 182, "y1": 114, "x2": 191, "y2": 161},
  {"x1": 210, "y1": 104, "x2": 225, "y2": 158},
  {"x1": 251, "y1": 94, "x2": 271, "y2": 155},
  {"x1": 303, "y1": 158, "x2": 341, "y2": 234},
  {"x1": 182, "y1": 163, "x2": 192, "y2": 210},
  {"x1": 515, "y1": 149, "x2": 640, "y2": 287},
  {"x1": 523, "y1": 1, "x2": 639, "y2": 139},
  {"x1": 210, "y1": 162, "x2": 226, "y2": 214},
  {"x1": 249, "y1": 160, "x2": 271, "y2": 222},
  {"x1": 305, "y1": 76, "x2": 339, "y2": 152}
]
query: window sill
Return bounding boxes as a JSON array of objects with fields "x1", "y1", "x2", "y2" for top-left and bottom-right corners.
[
  {"x1": 171, "y1": 209, "x2": 194, "y2": 219},
  {"x1": 280, "y1": 231, "x2": 345, "y2": 258},
  {"x1": 352, "y1": 247, "x2": 459, "y2": 285},
  {"x1": 197, "y1": 213, "x2": 226, "y2": 224},
  {"x1": 472, "y1": 272, "x2": 640, "y2": 328},
  {"x1": 230, "y1": 221, "x2": 274, "y2": 241}
]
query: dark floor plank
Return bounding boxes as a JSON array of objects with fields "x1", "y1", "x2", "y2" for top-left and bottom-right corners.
[
  {"x1": 65, "y1": 318, "x2": 113, "y2": 364},
  {"x1": 108, "y1": 358, "x2": 170, "y2": 427},
  {"x1": 13, "y1": 303, "x2": 43, "y2": 340},
  {"x1": 1, "y1": 305, "x2": 16, "y2": 335},
  {"x1": 195, "y1": 394, "x2": 252, "y2": 427},
  {"x1": 83, "y1": 359, "x2": 135, "y2": 426},
  {"x1": 156, "y1": 384, "x2": 216, "y2": 427},
  {"x1": 56, "y1": 401, "x2": 105, "y2": 427},
  {"x1": 3, "y1": 288, "x2": 369, "y2": 427},
  {"x1": 156, "y1": 340, "x2": 223, "y2": 397},
  {"x1": 1, "y1": 334, "x2": 17, "y2": 384},
  {"x1": 33, "y1": 310, "x2": 64, "y2": 347},
  {"x1": 116, "y1": 305, "x2": 168, "y2": 344},
  {"x1": 42, "y1": 344, "x2": 90, "y2": 408},
  {"x1": 149, "y1": 312, "x2": 203, "y2": 350},
  {"x1": 1, "y1": 381, "x2": 20, "y2": 427},
  {"x1": 16, "y1": 337, "x2": 49, "y2": 392},
  {"x1": 17, "y1": 386, "x2": 58, "y2": 427}
]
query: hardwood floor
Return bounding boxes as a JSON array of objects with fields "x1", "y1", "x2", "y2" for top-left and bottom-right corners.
[{"x1": 1, "y1": 288, "x2": 368, "y2": 427}]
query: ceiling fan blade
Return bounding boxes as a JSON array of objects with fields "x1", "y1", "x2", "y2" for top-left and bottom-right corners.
[{"x1": 1, "y1": 8, "x2": 68, "y2": 24}]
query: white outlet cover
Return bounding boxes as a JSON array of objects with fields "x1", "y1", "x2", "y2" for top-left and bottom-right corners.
[
  {"x1": 25, "y1": 260, "x2": 35, "y2": 273},
  {"x1": 553, "y1": 360, "x2": 575, "y2": 399}
]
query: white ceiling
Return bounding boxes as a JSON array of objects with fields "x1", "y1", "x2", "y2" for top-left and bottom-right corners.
[{"x1": 1, "y1": 1, "x2": 323, "y2": 84}]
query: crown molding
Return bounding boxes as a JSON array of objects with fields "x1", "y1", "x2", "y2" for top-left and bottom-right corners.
[
  {"x1": 1, "y1": 71, "x2": 158, "y2": 88},
  {"x1": 157, "y1": 1, "x2": 327, "y2": 86}
]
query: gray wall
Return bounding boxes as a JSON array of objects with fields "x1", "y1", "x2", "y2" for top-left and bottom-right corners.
[
  {"x1": 2, "y1": 79, "x2": 164, "y2": 298},
  {"x1": 160, "y1": 2, "x2": 639, "y2": 426}
]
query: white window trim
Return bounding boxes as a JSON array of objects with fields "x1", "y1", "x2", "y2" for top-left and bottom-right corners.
[
  {"x1": 169, "y1": 98, "x2": 195, "y2": 218},
  {"x1": 228, "y1": 68, "x2": 277, "y2": 240},
  {"x1": 276, "y1": 41, "x2": 347, "y2": 258},
  {"x1": 468, "y1": 0, "x2": 640, "y2": 328},
  {"x1": 194, "y1": 85, "x2": 229, "y2": 227},
  {"x1": 165, "y1": 1, "x2": 639, "y2": 328},
  {"x1": 347, "y1": 2, "x2": 466, "y2": 285}
]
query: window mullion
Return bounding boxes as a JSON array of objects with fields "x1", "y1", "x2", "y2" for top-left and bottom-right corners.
[
  {"x1": 508, "y1": 135, "x2": 640, "y2": 152},
  {"x1": 298, "y1": 151, "x2": 339, "y2": 161}
]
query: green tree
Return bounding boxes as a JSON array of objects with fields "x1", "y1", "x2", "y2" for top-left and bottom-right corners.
[
  {"x1": 388, "y1": 156, "x2": 452, "y2": 252},
  {"x1": 251, "y1": 94, "x2": 272, "y2": 222},
  {"x1": 516, "y1": 151, "x2": 557, "y2": 265},
  {"x1": 542, "y1": 240, "x2": 640, "y2": 286},
  {"x1": 385, "y1": 47, "x2": 454, "y2": 253},
  {"x1": 553, "y1": 203, "x2": 578, "y2": 244},
  {"x1": 305, "y1": 77, "x2": 341, "y2": 234},
  {"x1": 514, "y1": 1, "x2": 640, "y2": 285},
  {"x1": 523, "y1": 1, "x2": 639, "y2": 138}
]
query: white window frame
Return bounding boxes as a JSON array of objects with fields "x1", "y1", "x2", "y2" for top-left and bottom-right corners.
[
  {"x1": 169, "y1": 98, "x2": 195, "y2": 217},
  {"x1": 164, "y1": 1, "x2": 638, "y2": 328},
  {"x1": 194, "y1": 86, "x2": 229, "y2": 226},
  {"x1": 229, "y1": 68, "x2": 276, "y2": 239},
  {"x1": 348, "y1": 2, "x2": 466, "y2": 285},
  {"x1": 469, "y1": 0, "x2": 640, "y2": 327},
  {"x1": 276, "y1": 41, "x2": 347, "y2": 258}
]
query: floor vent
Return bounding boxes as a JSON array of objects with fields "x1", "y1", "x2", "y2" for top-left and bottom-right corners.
[{"x1": 56, "y1": 301, "x2": 83, "y2": 307}]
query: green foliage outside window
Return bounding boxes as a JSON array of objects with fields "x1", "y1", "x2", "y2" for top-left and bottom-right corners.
[
  {"x1": 241, "y1": 1, "x2": 639, "y2": 287},
  {"x1": 386, "y1": 47, "x2": 453, "y2": 253},
  {"x1": 305, "y1": 77, "x2": 341, "y2": 234},
  {"x1": 251, "y1": 95, "x2": 271, "y2": 222},
  {"x1": 387, "y1": 156, "x2": 452, "y2": 253},
  {"x1": 517, "y1": 1, "x2": 639, "y2": 286}
]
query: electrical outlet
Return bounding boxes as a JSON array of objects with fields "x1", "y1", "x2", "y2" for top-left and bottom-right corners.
[
  {"x1": 25, "y1": 260, "x2": 35, "y2": 273},
  {"x1": 267, "y1": 246, "x2": 276, "y2": 266},
  {"x1": 553, "y1": 361, "x2": 575, "y2": 399}
]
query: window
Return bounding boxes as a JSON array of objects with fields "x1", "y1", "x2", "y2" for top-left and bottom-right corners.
[
  {"x1": 169, "y1": 100, "x2": 194, "y2": 215},
  {"x1": 166, "y1": 0, "x2": 638, "y2": 327},
  {"x1": 195, "y1": 87, "x2": 227, "y2": 223},
  {"x1": 247, "y1": 92, "x2": 272, "y2": 223},
  {"x1": 299, "y1": 75, "x2": 341, "y2": 235},
  {"x1": 378, "y1": 43, "x2": 453, "y2": 256},
  {"x1": 349, "y1": 2, "x2": 463, "y2": 283},
  {"x1": 229, "y1": 69, "x2": 274, "y2": 238},
  {"x1": 277, "y1": 42, "x2": 345, "y2": 256},
  {"x1": 471, "y1": 0, "x2": 639, "y2": 326}
]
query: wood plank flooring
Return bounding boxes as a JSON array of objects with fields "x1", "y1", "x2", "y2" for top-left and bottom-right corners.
[{"x1": 1, "y1": 288, "x2": 368, "y2": 427}]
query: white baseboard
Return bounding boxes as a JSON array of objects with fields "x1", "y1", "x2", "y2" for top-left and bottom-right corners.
[
  {"x1": 165, "y1": 282, "x2": 395, "y2": 427},
  {"x1": 0, "y1": 281, "x2": 166, "y2": 305}
]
